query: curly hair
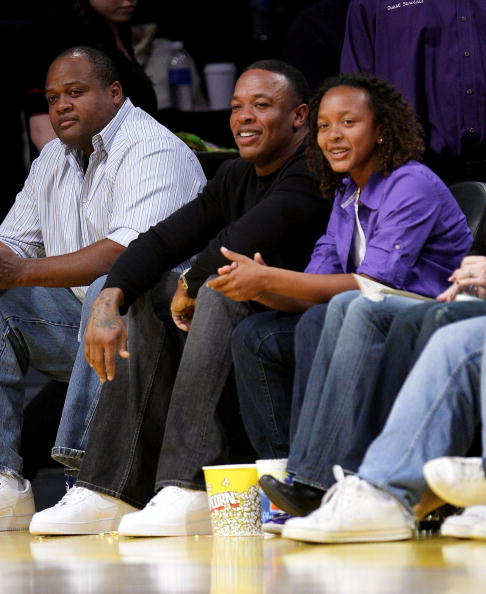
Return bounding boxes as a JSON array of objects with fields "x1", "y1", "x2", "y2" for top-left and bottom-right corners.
[{"x1": 305, "y1": 72, "x2": 425, "y2": 199}]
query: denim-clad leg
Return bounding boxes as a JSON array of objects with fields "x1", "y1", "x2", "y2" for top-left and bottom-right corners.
[
  {"x1": 155, "y1": 282, "x2": 258, "y2": 491},
  {"x1": 0, "y1": 286, "x2": 81, "y2": 478},
  {"x1": 231, "y1": 303, "x2": 331, "y2": 462},
  {"x1": 52, "y1": 276, "x2": 108, "y2": 469},
  {"x1": 231, "y1": 310, "x2": 303, "y2": 460},
  {"x1": 360, "y1": 317, "x2": 485, "y2": 511},
  {"x1": 343, "y1": 299, "x2": 486, "y2": 470},
  {"x1": 76, "y1": 276, "x2": 259, "y2": 506},
  {"x1": 288, "y1": 293, "x2": 422, "y2": 490},
  {"x1": 481, "y1": 322, "x2": 486, "y2": 473},
  {"x1": 76, "y1": 272, "x2": 182, "y2": 507}
]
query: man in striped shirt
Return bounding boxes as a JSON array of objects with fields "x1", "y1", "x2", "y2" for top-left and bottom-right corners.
[{"x1": 0, "y1": 45, "x2": 205, "y2": 531}]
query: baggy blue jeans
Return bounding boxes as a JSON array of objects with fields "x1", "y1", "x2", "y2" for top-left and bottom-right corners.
[
  {"x1": 0, "y1": 286, "x2": 82, "y2": 478},
  {"x1": 359, "y1": 316, "x2": 486, "y2": 512}
]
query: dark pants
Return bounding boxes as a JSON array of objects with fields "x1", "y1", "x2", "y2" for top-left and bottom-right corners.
[{"x1": 76, "y1": 274, "x2": 259, "y2": 508}]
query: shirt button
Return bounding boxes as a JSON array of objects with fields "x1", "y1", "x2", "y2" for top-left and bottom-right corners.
[
  {"x1": 466, "y1": 89, "x2": 473, "y2": 95},
  {"x1": 464, "y1": 51, "x2": 470, "y2": 57},
  {"x1": 460, "y1": 15, "x2": 467, "y2": 21},
  {"x1": 394, "y1": 244, "x2": 401, "y2": 250}
]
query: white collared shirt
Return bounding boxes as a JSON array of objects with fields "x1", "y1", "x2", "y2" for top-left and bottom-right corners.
[
  {"x1": 0, "y1": 99, "x2": 205, "y2": 300},
  {"x1": 342, "y1": 187, "x2": 366, "y2": 267}
]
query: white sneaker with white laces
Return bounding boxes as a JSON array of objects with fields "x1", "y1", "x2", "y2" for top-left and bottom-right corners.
[
  {"x1": 281, "y1": 466, "x2": 415, "y2": 544},
  {"x1": 440, "y1": 506, "x2": 486, "y2": 539},
  {"x1": 423, "y1": 457, "x2": 486, "y2": 507},
  {"x1": 0, "y1": 472, "x2": 35, "y2": 531},
  {"x1": 117, "y1": 486, "x2": 212, "y2": 537},
  {"x1": 29, "y1": 486, "x2": 137, "y2": 535}
]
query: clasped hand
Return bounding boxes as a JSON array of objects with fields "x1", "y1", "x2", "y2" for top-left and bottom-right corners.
[
  {"x1": 206, "y1": 247, "x2": 267, "y2": 301},
  {"x1": 437, "y1": 255, "x2": 486, "y2": 301}
]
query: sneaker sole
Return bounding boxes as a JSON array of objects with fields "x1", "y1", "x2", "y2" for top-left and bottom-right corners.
[
  {"x1": 29, "y1": 516, "x2": 122, "y2": 536},
  {"x1": 263, "y1": 522, "x2": 284, "y2": 535},
  {"x1": 282, "y1": 525, "x2": 413, "y2": 543},
  {"x1": 0, "y1": 513, "x2": 33, "y2": 532},
  {"x1": 118, "y1": 519, "x2": 212, "y2": 537}
]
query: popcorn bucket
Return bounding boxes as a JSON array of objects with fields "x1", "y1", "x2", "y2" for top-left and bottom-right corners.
[{"x1": 203, "y1": 464, "x2": 263, "y2": 536}]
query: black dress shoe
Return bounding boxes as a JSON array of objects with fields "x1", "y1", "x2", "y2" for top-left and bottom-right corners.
[{"x1": 259, "y1": 474, "x2": 325, "y2": 516}]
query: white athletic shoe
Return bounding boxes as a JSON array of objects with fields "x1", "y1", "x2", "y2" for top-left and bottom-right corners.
[
  {"x1": 0, "y1": 472, "x2": 34, "y2": 531},
  {"x1": 29, "y1": 486, "x2": 137, "y2": 535},
  {"x1": 282, "y1": 466, "x2": 415, "y2": 544},
  {"x1": 471, "y1": 518, "x2": 486, "y2": 540},
  {"x1": 117, "y1": 486, "x2": 212, "y2": 537},
  {"x1": 423, "y1": 457, "x2": 486, "y2": 507},
  {"x1": 440, "y1": 506, "x2": 486, "y2": 539}
]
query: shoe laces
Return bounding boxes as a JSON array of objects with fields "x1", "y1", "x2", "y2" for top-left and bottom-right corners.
[
  {"x1": 149, "y1": 486, "x2": 187, "y2": 507},
  {"x1": 311, "y1": 465, "x2": 414, "y2": 526},
  {"x1": 54, "y1": 486, "x2": 89, "y2": 508},
  {"x1": 310, "y1": 466, "x2": 361, "y2": 521}
]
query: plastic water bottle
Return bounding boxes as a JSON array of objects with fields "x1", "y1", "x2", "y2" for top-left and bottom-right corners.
[{"x1": 168, "y1": 40, "x2": 193, "y2": 111}]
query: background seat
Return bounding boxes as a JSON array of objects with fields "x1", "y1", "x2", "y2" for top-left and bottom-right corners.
[{"x1": 449, "y1": 181, "x2": 486, "y2": 255}]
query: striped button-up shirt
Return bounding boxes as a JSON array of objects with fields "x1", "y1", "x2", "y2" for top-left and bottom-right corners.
[{"x1": 0, "y1": 99, "x2": 206, "y2": 300}]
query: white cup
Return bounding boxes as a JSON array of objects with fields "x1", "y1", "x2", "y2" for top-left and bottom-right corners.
[
  {"x1": 255, "y1": 458, "x2": 289, "y2": 524},
  {"x1": 204, "y1": 62, "x2": 237, "y2": 110}
]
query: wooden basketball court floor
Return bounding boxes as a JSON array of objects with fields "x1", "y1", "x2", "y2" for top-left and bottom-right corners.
[{"x1": 3, "y1": 530, "x2": 486, "y2": 593}]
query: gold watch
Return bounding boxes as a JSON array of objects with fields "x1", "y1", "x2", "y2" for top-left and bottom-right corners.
[{"x1": 179, "y1": 268, "x2": 191, "y2": 291}]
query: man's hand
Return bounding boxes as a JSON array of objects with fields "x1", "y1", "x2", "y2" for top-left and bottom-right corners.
[
  {"x1": 206, "y1": 247, "x2": 267, "y2": 301},
  {"x1": 84, "y1": 288, "x2": 129, "y2": 382},
  {"x1": 170, "y1": 281, "x2": 196, "y2": 331},
  {"x1": 0, "y1": 248, "x2": 24, "y2": 288}
]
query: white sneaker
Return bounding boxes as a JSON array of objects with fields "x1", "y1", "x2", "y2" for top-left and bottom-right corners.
[
  {"x1": 423, "y1": 457, "x2": 486, "y2": 507},
  {"x1": 281, "y1": 466, "x2": 415, "y2": 544},
  {"x1": 117, "y1": 486, "x2": 212, "y2": 537},
  {"x1": 471, "y1": 518, "x2": 486, "y2": 540},
  {"x1": 440, "y1": 506, "x2": 486, "y2": 538},
  {"x1": 29, "y1": 486, "x2": 137, "y2": 535},
  {"x1": 0, "y1": 472, "x2": 34, "y2": 531}
]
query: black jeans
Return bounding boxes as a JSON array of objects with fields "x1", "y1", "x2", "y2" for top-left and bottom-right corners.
[{"x1": 76, "y1": 274, "x2": 258, "y2": 508}]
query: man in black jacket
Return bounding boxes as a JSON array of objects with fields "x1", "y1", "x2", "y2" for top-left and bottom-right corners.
[{"x1": 30, "y1": 60, "x2": 331, "y2": 537}]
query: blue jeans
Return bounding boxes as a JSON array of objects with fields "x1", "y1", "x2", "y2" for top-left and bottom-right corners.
[
  {"x1": 343, "y1": 299, "x2": 486, "y2": 470},
  {"x1": 231, "y1": 303, "x2": 330, "y2": 460},
  {"x1": 75, "y1": 276, "x2": 260, "y2": 507},
  {"x1": 52, "y1": 276, "x2": 108, "y2": 470},
  {"x1": 0, "y1": 286, "x2": 81, "y2": 478},
  {"x1": 360, "y1": 317, "x2": 486, "y2": 511},
  {"x1": 287, "y1": 292, "x2": 423, "y2": 490}
]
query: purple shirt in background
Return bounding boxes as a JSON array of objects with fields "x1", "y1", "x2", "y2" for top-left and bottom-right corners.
[
  {"x1": 340, "y1": 0, "x2": 486, "y2": 159},
  {"x1": 305, "y1": 161, "x2": 472, "y2": 298}
]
